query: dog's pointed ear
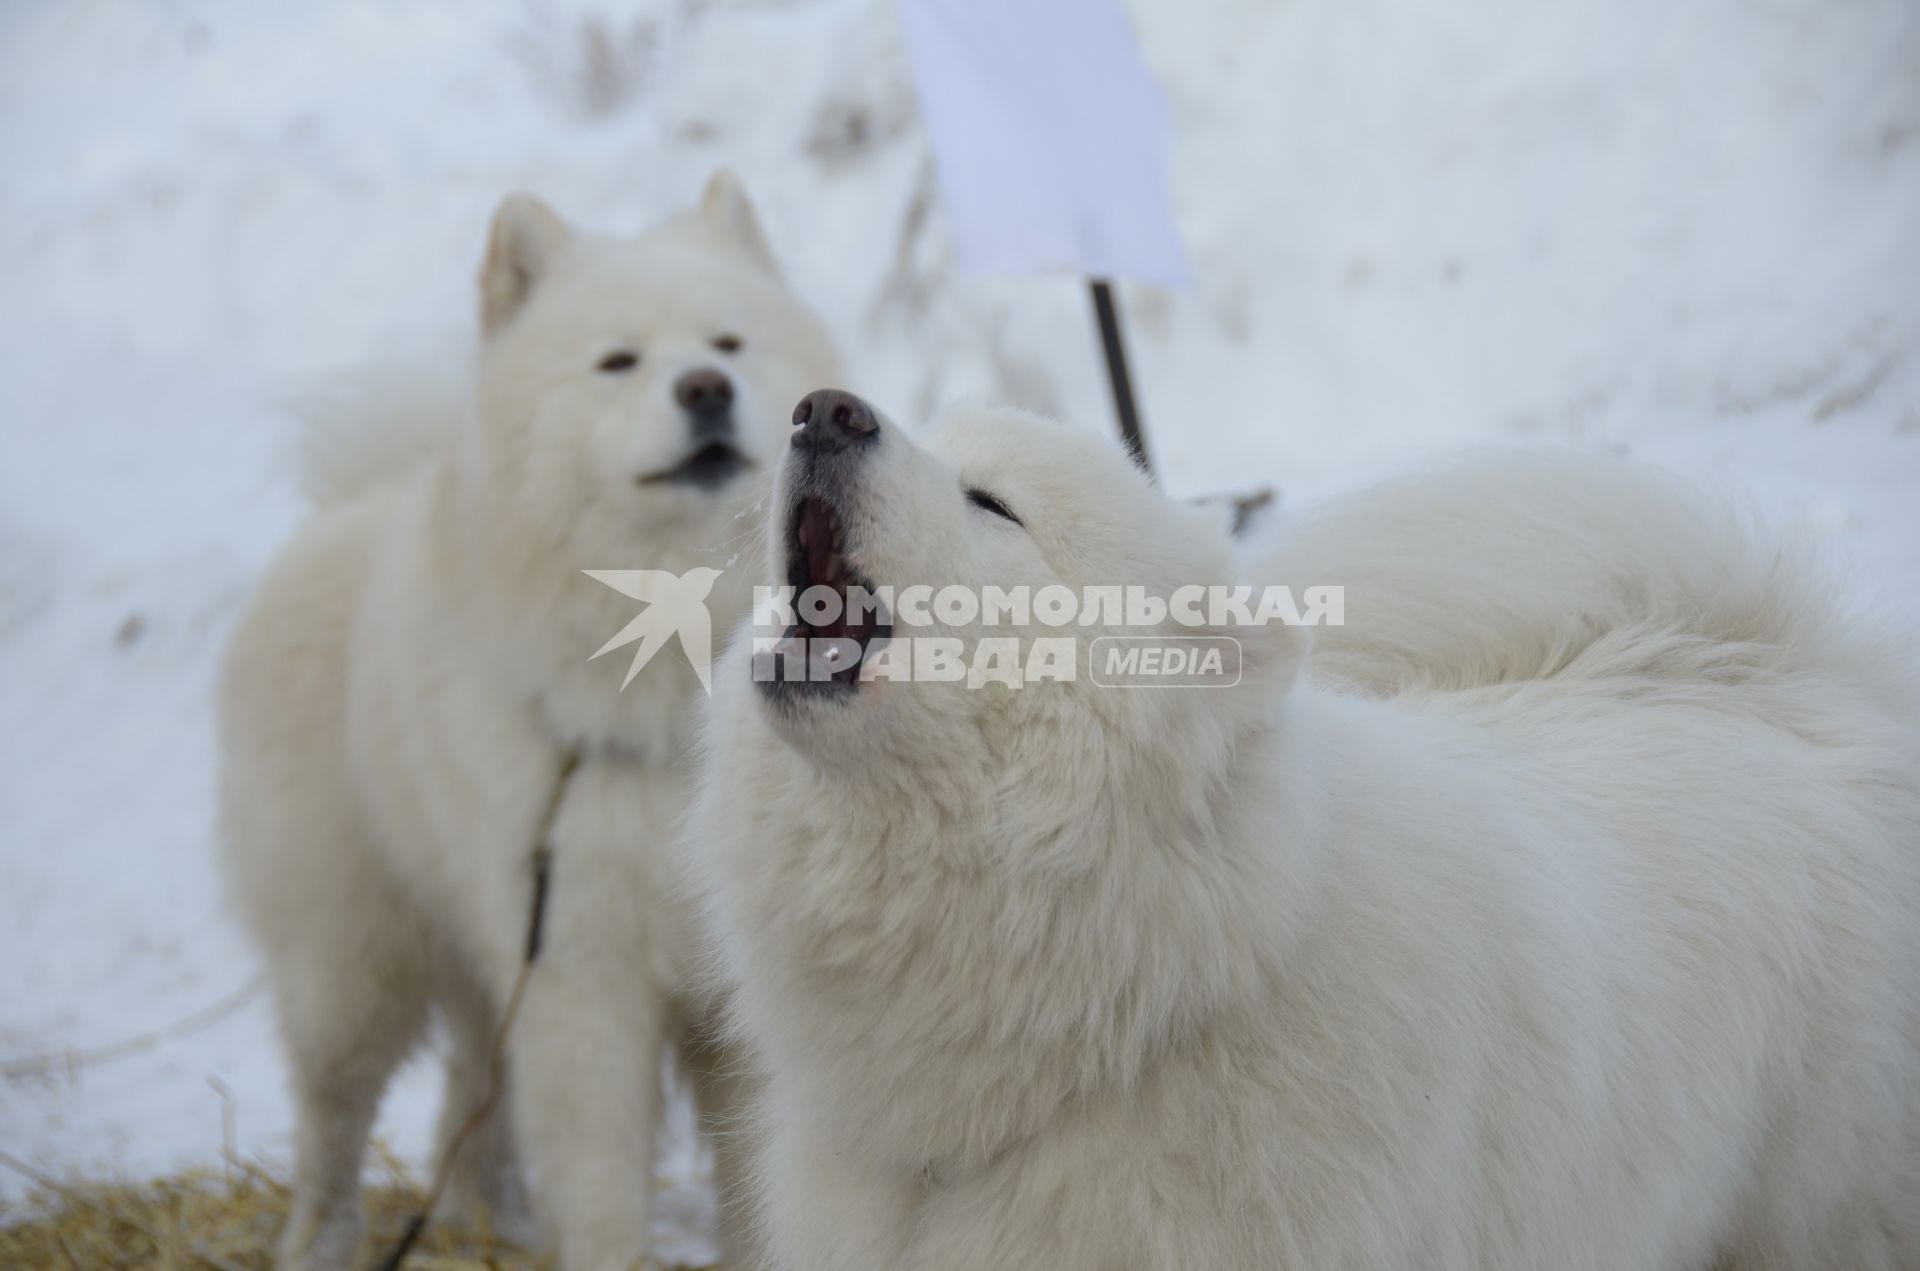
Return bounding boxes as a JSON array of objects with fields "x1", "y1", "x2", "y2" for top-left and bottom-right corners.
[
  {"x1": 698, "y1": 168, "x2": 777, "y2": 273},
  {"x1": 480, "y1": 193, "x2": 571, "y2": 335},
  {"x1": 1240, "y1": 622, "x2": 1312, "y2": 698},
  {"x1": 1198, "y1": 585, "x2": 1315, "y2": 701}
]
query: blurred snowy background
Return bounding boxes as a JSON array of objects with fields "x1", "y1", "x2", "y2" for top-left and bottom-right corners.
[{"x1": 2, "y1": 0, "x2": 1917, "y2": 1254}]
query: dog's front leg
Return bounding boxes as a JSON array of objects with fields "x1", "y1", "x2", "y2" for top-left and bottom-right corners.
[{"x1": 499, "y1": 855, "x2": 667, "y2": 1271}]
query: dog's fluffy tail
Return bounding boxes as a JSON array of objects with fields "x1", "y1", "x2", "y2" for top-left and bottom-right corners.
[
  {"x1": 284, "y1": 353, "x2": 469, "y2": 508},
  {"x1": 1266, "y1": 449, "x2": 1901, "y2": 702}
]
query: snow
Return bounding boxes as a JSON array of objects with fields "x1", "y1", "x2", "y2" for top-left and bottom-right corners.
[{"x1": 2, "y1": 0, "x2": 1915, "y2": 1253}]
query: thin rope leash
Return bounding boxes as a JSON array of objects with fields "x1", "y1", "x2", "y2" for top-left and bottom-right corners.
[{"x1": 374, "y1": 747, "x2": 579, "y2": 1271}]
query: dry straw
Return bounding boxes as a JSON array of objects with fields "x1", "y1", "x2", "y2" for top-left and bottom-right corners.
[
  {"x1": 0, "y1": 1136, "x2": 714, "y2": 1270},
  {"x1": 0, "y1": 1144, "x2": 579, "y2": 1270}
]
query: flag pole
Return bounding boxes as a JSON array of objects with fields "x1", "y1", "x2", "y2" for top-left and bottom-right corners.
[{"x1": 1088, "y1": 278, "x2": 1152, "y2": 477}]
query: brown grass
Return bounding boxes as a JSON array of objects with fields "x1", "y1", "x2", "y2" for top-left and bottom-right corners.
[
  {"x1": 0, "y1": 1144, "x2": 727, "y2": 1269},
  {"x1": 0, "y1": 1148, "x2": 565, "y2": 1270}
]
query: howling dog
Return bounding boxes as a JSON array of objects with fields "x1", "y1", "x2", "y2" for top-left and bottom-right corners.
[{"x1": 690, "y1": 392, "x2": 1920, "y2": 1271}]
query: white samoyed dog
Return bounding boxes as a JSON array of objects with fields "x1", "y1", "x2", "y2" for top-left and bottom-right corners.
[
  {"x1": 219, "y1": 173, "x2": 840, "y2": 1271},
  {"x1": 687, "y1": 392, "x2": 1920, "y2": 1271}
]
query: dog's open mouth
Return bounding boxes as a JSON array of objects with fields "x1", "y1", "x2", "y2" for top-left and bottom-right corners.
[
  {"x1": 637, "y1": 441, "x2": 751, "y2": 491},
  {"x1": 768, "y1": 496, "x2": 891, "y2": 690}
]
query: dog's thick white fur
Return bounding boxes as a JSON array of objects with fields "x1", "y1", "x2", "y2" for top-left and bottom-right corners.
[
  {"x1": 688, "y1": 403, "x2": 1920, "y2": 1271},
  {"x1": 219, "y1": 173, "x2": 840, "y2": 1271}
]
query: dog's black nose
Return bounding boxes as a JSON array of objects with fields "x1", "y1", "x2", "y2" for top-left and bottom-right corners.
[
  {"x1": 791, "y1": 389, "x2": 879, "y2": 453},
  {"x1": 675, "y1": 367, "x2": 734, "y2": 419}
]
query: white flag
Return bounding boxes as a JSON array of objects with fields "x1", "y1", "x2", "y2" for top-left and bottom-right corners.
[{"x1": 897, "y1": 0, "x2": 1190, "y2": 286}]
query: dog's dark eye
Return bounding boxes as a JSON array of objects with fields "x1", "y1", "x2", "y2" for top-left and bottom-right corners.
[
  {"x1": 597, "y1": 350, "x2": 639, "y2": 373},
  {"x1": 967, "y1": 487, "x2": 1022, "y2": 526},
  {"x1": 712, "y1": 334, "x2": 743, "y2": 354}
]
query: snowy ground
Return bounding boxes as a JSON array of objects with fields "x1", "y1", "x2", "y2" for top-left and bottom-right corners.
[{"x1": 2, "y1": 0, "x2": 1916, "y2": 1256}]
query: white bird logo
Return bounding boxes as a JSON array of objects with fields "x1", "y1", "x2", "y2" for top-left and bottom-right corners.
[{"x1": 583, "y1": 567, "x2": 723, "y2": 694}]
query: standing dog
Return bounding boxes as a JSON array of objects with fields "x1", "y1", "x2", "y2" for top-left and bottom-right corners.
[
  {"x1": 689, "y1": 396, "x2": 1920, "y2": 1270},
  {"x1": 219, "y1": 173, "x2": 839, "y2": 1271}
]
